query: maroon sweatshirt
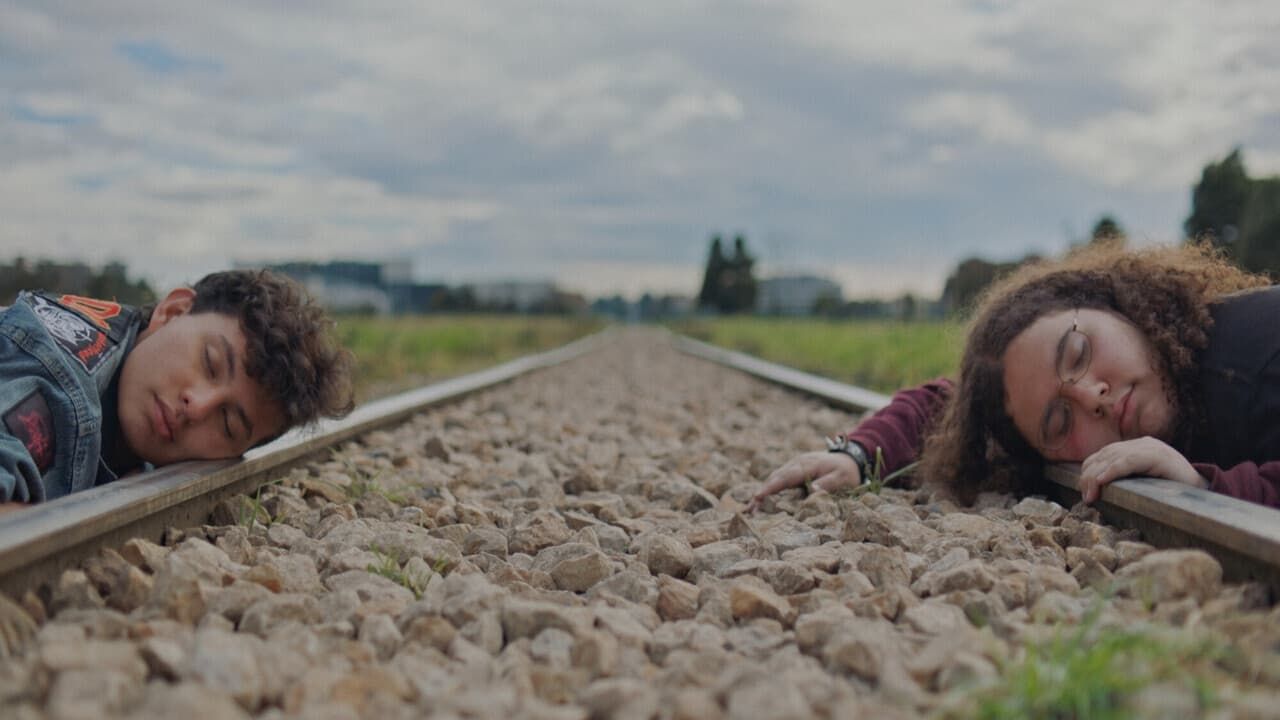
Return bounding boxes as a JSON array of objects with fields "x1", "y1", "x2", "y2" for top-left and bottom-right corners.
[{"x1": 844, "y1": 377, "x2": 1280, "y2": 508}]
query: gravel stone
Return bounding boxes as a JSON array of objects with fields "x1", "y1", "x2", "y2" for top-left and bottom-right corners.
[
  {"x1": 533, "y1": 543, "x2": 614, "y2": 592},
  {"x1": 635, "y1": 533, "x2": 695, "y2": 578},
  {"x1": 656, "y1": 575, "x2": 700, "y2": 621},
  {"x1": 463, "y1": 526, "x2": 510, "y2": 556},
  {"x1": 728, "y1": 576, "x2": 796, "y2": 626},
  {"x1": 1115, "y1": 549, "x2": 1223, "y2": 603},
  {"x1": 239, "y1": 594, "x2": 322, "y2": 637},
  {"x1": 1011, "y1": 497, "x2": 1067, "y2": 524},
  {"x1": 186, "y1": 628, "x2": 265, "y2": 710}
]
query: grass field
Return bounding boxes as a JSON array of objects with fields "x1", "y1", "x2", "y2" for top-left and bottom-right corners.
[
  {"x1": 672, "y1": 317, "x2": 963, "y2": 393},
  {"x1": 337, "y1": 314, "x2": 604, "y2": 401}
]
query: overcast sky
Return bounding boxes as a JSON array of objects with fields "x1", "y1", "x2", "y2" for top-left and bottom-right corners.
[{"x1": 2, "y1": 1, "x2": 1278, "y2": 300}]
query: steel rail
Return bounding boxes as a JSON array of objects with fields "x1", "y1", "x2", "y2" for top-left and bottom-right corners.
[
  {"x1": 0, "y1": 330, "x2": 611, "y2": 597},
  {"x1": 674, "y1": 334, "x2": 1280, "y2": 594}
]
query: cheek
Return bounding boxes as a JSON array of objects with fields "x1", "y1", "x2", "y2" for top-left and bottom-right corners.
[{"x1": 1067, "y1": 419, "x2": 1119, "y2": 460}]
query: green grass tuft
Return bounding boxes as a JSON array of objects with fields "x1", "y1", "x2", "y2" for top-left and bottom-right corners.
[
  {"x1": 952, "y1": 604, "x2": 1227, "y2": 720},
  {"x1": 366, "y1": 546, "x2": 438, "y2": 599}
]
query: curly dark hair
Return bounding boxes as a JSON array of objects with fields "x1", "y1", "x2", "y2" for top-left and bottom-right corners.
[
  {"x1": 188, "y1": 269, "x2": 354, "y2": 435},
  {"x1": 920, "y1": 243, "x2": 1268, "y2": 504}
]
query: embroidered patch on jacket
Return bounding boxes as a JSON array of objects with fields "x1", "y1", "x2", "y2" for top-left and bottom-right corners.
[
  {"x1": 30, "y1": 294, "x2": 118, "y2": 373},
  {"x1": 3, "y1": 391, "x2": 55, "y2": 473},
  {"x1": 58, "y1": 294, "x2": 123, "y2": 333}
]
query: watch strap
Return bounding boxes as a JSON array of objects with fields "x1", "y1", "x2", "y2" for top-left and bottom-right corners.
[{"x1": 825, "y1": 435, "x2": 870, "y2": 484}]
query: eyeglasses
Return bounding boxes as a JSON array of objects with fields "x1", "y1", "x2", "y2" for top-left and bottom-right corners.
[{"x1": 1040, "y1": 311, "x2": 1092, "y2": 451}]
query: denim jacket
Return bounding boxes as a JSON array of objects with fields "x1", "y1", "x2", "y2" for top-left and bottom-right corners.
[{"x1": 0, "y1": 292, "x2": 144, "y2": 502}]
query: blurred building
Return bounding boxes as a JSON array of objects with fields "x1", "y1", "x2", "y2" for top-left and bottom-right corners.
[
  {"x1": 756, "y1": 275, "x2": 842, "y2": 315},
  {"x1": 470, "y1": 280, "x2": 557, "y2": 312},
  {"x1": 253, "y1": 260, "x2": 447, "y2": 314},
  {"x1": 242, "y1": 260, "x2": 582, "y2": 315},
  {"x1": 252, "y1": 260, "x2": 389, "y2": 313}
]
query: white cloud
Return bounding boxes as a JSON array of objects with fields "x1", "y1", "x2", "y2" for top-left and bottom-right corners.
[
  {"x1": 906, "y1": 92, "x2": 1034, "y2": 145},
  {"x1": 778, "y1": 0, "x2": 1019, "y2": 75}
]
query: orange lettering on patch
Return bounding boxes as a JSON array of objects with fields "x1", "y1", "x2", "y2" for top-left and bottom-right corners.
[
  {"x1": 77, "y1": 331, "x2": 108, "y2": 363},
  {"x1": 59, "y1": 294, "x2": 122, "y2": 331}
]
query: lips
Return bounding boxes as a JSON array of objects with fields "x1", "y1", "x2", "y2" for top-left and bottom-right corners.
[
  {"x1": 1116, "y1": 388, "x2": 1134, "y2": 437},
  {"x1": 152, "y1": 394, "x2": 174, "y2": 442}
]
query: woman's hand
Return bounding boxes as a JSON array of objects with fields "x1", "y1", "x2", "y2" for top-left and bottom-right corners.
[
  {"x1": 1079, "y1": 437, "x2": 1207, "y2": 503},
  {"x1": 747, "y1": 451, "x2": 861, "y2": 512}
]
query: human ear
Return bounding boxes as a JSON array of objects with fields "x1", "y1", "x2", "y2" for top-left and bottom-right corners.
[{"x1": 144, "y1": 287, "x2": 197, "y2": 333}]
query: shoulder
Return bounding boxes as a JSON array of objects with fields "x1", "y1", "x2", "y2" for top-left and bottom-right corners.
[
  {"x1": 14, "y1": 292, "x2": 143, "y2": 378},
  {"x1": 1205, "y1": 286, "x2": 1280, "y2": 369}
]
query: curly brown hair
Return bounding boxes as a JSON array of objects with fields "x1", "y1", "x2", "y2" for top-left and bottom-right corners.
[
  {"x1": 189, "y1": 269, "x2": 354, "y2": 436},
  {"x1": 920, "y1": 243, "x2": 1268, "y2": 504}
]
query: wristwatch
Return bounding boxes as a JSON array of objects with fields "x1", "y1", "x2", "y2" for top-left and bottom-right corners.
[{"x1": 825, "y1": 435, "x2": 870, "y2": 484}]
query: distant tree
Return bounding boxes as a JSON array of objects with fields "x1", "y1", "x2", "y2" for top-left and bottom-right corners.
[
  {"x1": 897, "y1": 293, "x2": 918, "y2": 322},
  {"x1": 590, "y1": 294, "x2": 629, "y2": 320},
  {"x1": 1184, "y1": 149, "x2": 1280, "y2": 275},
  {"x1": 841, "y1": 298, "x2": 894, "y2": 319},
  {"x1": 696, "y1": 233, "x2": 758, "y2": 313},
  {"x1": 811, "y1": 292, "x2": 843, "y2": 317},
  {"x1": 940, "y1": 254, "x2": 1040, "y2": 317},
  {"x1": 429, "y1": 285, "x2": 477, "y2": 312},
  {"x1": 697, "y1": 235, "x2": 726, "y2": 312},
  {"x1": 1186, "y1": 148, "x2": 1250, "y2": 251},
  {"x1": 1235, "y1": 177, "x2": 1280, "y2": 276},
  {"x1": 941, "y1": 258, "x2": 997, "y2": 316},
  {"x1": 721, "y1": 235, "x2": 757, "y2": 313},
  {"x1": 531, "y1": 290, "x2": 588, "y2": 315},
  {"x1": 1090, "y1": 215, "x2": 1126, "y2": 246}
]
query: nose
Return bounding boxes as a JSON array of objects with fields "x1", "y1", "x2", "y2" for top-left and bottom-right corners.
[
  {"x1": 179, "y1": 384, "x2": 223, "y2": 422},
  {"x1": 1062, "y1": 376, "x2": 1109, "y2": 417}
]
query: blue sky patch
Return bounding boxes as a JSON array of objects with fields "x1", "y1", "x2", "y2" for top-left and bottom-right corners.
[
  {"x1": 72, "y1": 175, "x2": 111, "y2": 192},
  {"x1": 117, "y1": 40, "x2": 222, "y2": 74},
  {"x1": 11, "y1": 103, "x2": 93, "y2": 126}
]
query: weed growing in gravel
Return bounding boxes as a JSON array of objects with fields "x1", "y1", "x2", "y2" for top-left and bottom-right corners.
[
  {"x1": 237, "y1": 479, "x2": 283, "y2": 528},
  {"x1": 345, "y1": 475, "x2": 379, "y2": 501},
  {"x1": 366, "y1": 547, "x2": 450, "y2": 599},
  {"x1": 824, "y1": 447, "x2": 919, "y2": 501},
  {"x1": 366, "y1": 547, "x2": 431, "y2": 599},
  {"x1": 329, "y1": 449, "x2": 414, "y2": 507},
  {"x1": 948, "y1": 603, "x2": 1228, "y2": 719}
]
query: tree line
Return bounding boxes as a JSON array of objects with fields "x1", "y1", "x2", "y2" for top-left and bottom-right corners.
[{"x1": 0, "y1": 258, "x2": 156, "y2": 307}]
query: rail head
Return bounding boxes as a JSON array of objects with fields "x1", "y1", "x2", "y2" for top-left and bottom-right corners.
[
  {"x1": 672, "y1": 334, "x2": 892, "y2": 413},
  {"x1": 673, "y1": 332, "x2": 1280, "y2": 591},
  {"x1": 0, "y1": 329, "x2": 612, "y2": 592}
]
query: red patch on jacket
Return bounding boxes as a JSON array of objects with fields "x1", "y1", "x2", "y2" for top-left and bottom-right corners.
[
  {"x1": 58, "y1": 294, "x2": 122, "y2": 331},
  {"x1": 4, "y1": 391, "x2": 55, "y2": 473}
]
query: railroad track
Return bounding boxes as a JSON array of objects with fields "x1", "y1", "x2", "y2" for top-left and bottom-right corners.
[{"x1": 2, "y1": 328, "x2": 1278, "y2": 600}]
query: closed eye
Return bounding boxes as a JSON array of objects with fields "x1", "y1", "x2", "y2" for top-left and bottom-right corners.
[
  {"x1": 222, "y1": 407, "x2": 234, "y2": 440},
  {"x1": 1065, "y1": 334, "x2": 1088, "y2": 374},
  {"x1": 1041, "y1": 400, "x2": 1072, "y2": 448}
]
